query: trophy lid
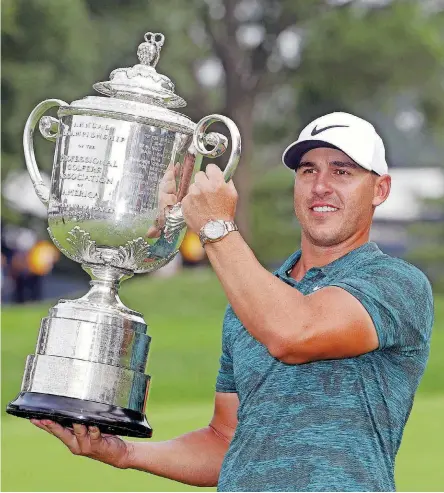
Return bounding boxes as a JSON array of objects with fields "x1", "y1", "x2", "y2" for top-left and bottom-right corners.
[{"x1": 93, "y1": 32, "x2": 186, "y2": 109}]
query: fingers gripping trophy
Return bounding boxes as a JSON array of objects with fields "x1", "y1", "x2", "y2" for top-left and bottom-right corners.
[{"x1": 6, "y1": 32, "x2": 241, "y2": 438}]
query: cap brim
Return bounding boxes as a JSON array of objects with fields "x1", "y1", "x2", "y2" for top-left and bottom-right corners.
[{"x1": 282, "y1": 140, "x2": 341, "y2": 170}]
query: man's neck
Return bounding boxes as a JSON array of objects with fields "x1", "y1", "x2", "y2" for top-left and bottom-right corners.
[{"x1": 291, "y1": 232, "x2": 370, "y2": 281}]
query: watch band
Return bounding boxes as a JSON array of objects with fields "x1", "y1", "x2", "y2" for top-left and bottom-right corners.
[
  {"x1": 199, "y1": 220, "x2": 238, "y2": 246},
  {"x1": 224, "y1": 221, "x2": 238, "y2": 233}
]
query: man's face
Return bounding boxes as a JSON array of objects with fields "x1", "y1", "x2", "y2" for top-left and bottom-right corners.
[{"x1": 293, "y1": 147, "x2": 388, "y2": 247}]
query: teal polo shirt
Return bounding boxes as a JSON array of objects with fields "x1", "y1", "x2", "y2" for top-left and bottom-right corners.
[{"x1": 216, "y1": 242, "x2": 434, "y2": 492}]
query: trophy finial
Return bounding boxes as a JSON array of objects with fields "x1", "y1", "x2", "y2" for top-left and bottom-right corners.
[
  {"x1": 94, "y1": 30, "x2": 186, "y2": 108},
  {"x1": 137, "y1": 32, "x2": 165, "y2": 67}
]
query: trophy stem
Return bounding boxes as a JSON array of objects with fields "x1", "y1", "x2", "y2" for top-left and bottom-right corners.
[
  {"x1": 83, "y1": 263, "x2": 134, "y2": 282},
  {"x1": 80, "y1": 264, "x2": 135, "y2": 313}
]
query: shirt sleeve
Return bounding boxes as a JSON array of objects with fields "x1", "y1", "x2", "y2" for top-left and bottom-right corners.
[
  {"x1": 329, "y1": 258, "x2": 434, "y2": 354},
  {"x1": 215, "y1": 305, "x2": 237, "y2": 393}
]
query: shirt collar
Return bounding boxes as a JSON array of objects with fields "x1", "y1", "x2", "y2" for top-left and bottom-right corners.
[{"x1": 276, "y1": 242, "x2": 382, "y2": 280}]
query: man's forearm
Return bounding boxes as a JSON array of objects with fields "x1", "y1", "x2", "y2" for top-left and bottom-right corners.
[
  {"x1": 204, "y1": 232, "x2": 306, "y2": 355},
  {"x1": 125, "y1": 426, "x2": 230, "y2": 487}
]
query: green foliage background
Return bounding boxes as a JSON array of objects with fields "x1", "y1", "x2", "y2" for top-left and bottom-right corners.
[
  {"x1": 2, "y1": 1, "x2": 444, "y2": 490},
  {"x1": 3, "y1": 0, "x2": 444, "y2": 269}
]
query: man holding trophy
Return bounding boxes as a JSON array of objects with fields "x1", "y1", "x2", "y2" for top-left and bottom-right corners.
[
  {"x1": 11, "y1": 32, "x2": 433, "y2": 491},
  {"x1": 30, "y1": 110, "x2": 433, "y2": 491}
]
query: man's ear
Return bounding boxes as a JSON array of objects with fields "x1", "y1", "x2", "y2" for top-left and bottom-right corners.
[{"x1": 372, "y1": 174, "x2": 391, "y2": 207}]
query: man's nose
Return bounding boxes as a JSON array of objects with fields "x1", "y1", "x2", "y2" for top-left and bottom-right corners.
[{"x1": 312, "y1": 172, "x2": 333, "y2": 196}]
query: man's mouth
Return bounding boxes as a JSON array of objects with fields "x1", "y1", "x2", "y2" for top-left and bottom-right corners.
[{"x1": 310, "y1": 205, "x2": 339, "y2": 213}]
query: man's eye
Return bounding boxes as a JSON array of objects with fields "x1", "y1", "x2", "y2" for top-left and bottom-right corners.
[
  {"x1": 302, "y1": 168, "x2": 315, "y2": 174},
  {"x1": 335, "y1": 169, "x2": 349, "y2": 175}
]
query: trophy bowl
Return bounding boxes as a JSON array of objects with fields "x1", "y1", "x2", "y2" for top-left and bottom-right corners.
[{"x1": 6, "y1": 31, "x2": 241, "y2": 437}]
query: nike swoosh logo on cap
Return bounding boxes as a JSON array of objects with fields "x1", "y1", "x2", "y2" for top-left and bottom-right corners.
[{"x1": 311, "y1": 124, "x2": 349, "y2": 136}]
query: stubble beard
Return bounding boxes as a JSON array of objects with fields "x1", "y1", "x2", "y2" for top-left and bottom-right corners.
[
  {"x1": 303, "y1": 223, "x2": 352, "y2": 247},
  {"x1": 296, "y1": 205, "x2": 359, "y2": 248}
]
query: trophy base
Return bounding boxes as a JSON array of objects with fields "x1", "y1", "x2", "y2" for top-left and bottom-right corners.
[{"x1": 6, "y1": 392, "x2": 152, "y2": 438}]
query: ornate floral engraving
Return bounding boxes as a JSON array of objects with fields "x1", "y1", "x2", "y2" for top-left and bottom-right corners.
[
  {"x1": 163, "y1": 203, "x2": 186, "y2": 243},
  {"x1": 114, "y1": 237, "x2": 152, "y2": 271},
  {"x1": 66, "y1": 226, "x2": 103, "y2": 264},
  {"x1": 48, "y1": 226, "x2": 177, "y2": 273}
]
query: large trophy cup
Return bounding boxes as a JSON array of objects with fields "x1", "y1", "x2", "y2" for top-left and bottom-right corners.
[{"x1": 6, "y1": 32, "x2": 241, "y2": 437}]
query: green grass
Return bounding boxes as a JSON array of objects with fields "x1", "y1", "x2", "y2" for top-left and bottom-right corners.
[
  {"x1": 2, "y1": 269, "x2": 444, "y2": 491},
  {"x1": 2, "y1": 402, "x2": 214, "y2": 492},
  {"x1": 395, "y1": 395, "x2": 444, "y2": 491}
]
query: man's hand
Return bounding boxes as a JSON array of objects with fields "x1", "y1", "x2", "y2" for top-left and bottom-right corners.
[
  {"x1": 31, "y1": 419, "x2": 133, "y2": 469},
  {"x1": 181, "y1": 163, "x2": 238, "y2": 234},
  {"x1": 28, "y1": 393, "x2": 239, "y2": 486},
  {"x1": 146, "y1": 162, "x2": 179, "y2": 239}
]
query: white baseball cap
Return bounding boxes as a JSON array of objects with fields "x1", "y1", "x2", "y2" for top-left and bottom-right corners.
[{"x1": 282, "y1": 112, "x2": 389, "y2": 175}]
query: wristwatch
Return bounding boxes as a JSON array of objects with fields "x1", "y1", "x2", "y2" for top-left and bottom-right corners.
[{"x1": 198, "y1": 220, "x2": 238, "y2": 246}]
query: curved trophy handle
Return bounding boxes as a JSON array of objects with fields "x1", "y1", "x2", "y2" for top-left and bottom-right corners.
[
  {"x1": 192, "y1": 114, "x2": 241, "y2": 181},
  {"x1": 23, "y1": 99, "x2": 67, "y2": 206},
  {"x1": 163, "y1": 115, "x2": 241, "y2": 242}
]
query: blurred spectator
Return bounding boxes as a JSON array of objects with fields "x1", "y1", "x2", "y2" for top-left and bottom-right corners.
[
  {"x1": 27, "y1": 240, "x2": 60, "y2": 277},
  {"x1": 10, "y1": 250, "x2": 37, "y2": 303},
  {"x1": 1, "y1": 226, "x2": 60, "y2": 304},
  {"x1": 180, "y1": 231, "x2": 206, "y2": 266}
]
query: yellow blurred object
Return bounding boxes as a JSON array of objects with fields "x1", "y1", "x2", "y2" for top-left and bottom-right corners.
[
  {"x1": 27, "y1": 240, "x2": 60, "y2": 276},
  {"x1": 180, "y1": 231, "x2": 206, "y2": 264}
]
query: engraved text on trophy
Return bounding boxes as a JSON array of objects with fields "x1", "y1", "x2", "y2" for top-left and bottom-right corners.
[{"x1": 48, "y1": 115, "x2": 176, "y2": 222}]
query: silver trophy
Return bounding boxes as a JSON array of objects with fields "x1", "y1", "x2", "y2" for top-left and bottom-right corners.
[{"x1": 6, "y1": 32, "x2": 241, "y2": 437}]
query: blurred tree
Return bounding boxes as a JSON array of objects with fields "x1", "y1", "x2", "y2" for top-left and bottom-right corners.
[
  {"x1": 2, "y1": 0, "x2": 99, "y2": 222},
  {"x1": 251, "y1": 166, "x2": 299, "y2": 264},
  {"x1": 2, "y1": 0, "x2": 98, "y2": 174},
  {"x1": 406, "y1": 198, "x2": 444, "y2": 293},
  {"x1": 2, "y1": 0, "x2": 444, "y2": 261},
  {"x1": 254, "y1": 0, "x2": 444, "y2": 152}
]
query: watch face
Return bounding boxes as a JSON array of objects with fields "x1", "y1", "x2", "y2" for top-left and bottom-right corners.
[{"x1": 204, "y1": 221, "x2": 225, "y2": 240}]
